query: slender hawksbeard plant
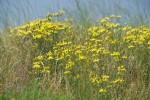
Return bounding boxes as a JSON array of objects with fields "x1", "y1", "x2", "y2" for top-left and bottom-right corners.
[{"x1": 2, "y1": 10, "x2": 150, "y2": 99}]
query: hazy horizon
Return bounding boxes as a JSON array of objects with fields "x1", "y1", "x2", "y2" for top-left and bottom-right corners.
[{"x1": 0, "y1": 0, "x2": 150, "y2": 28}]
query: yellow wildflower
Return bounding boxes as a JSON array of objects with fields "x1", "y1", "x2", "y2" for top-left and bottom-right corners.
[
  {"x1": 117, "y1": 65, "x2": 126, "y2": 74},
  {"x1": 64, "y1": 71, "x2": 71, "y2": 75},
  {"x1": 128, "y1": 45, "x2": 134, "y2": 48},
  {"x1": 111, "y1": 78, "x2": 124, "y2": 84},
  {"x1": 99, "y1": 89, "x2": 107, "y2": 93},
  {"x1": 122, "y1": 56, "x2": 127, "y2": 59},
  {"x1": 37, "y1": 55, "x2": 43, "y2": 60},
  {"x1": 32, "y1": 64, "x2": 40, "y2": 69},
  {"x1": 101, "y1": 75, "x2": 109, "y2": 82},
  {"x1": 41, "y1": 66, "x2": 50, "y2": 73},
  {"x1": 110, "y1": 52, "x2": 120, "y2": 56},
  {"x1": 78, "y1": 55, "x2": 86, "y2": 60}
]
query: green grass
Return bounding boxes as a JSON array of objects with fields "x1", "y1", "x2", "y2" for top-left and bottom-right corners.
[{"x1": 0, "y1": 80, "x2": 72, "y2": 100}]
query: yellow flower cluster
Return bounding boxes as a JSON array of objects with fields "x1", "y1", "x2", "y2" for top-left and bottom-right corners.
[
  {"x1": 99, "y1": 88, "x2": 107, "y2": 93},
  {"x1": 32, "y1": 56, "x2": 50, "y2": 75},
  {"x1": 117, "y1": 65, "x2": 126, "y2": 74},
  {"x1": 123, "y1": 26, "x2": 150, "y2": 48},
  {"x1": 11, "y1": 12, "x2": 150, "y2": 95},
  {"x1": 10, "y1": 11, "x2": 72, "y2": 53}
]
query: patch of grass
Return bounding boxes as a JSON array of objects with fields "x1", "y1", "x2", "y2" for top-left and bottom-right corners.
[{"x1": 0, "y1": 80, "x2": 72, "y2": 100}]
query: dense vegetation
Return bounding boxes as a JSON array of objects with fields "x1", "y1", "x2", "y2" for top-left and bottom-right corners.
[{"x1": 0, "y1": 10, "x2": 150, "y2": 100}]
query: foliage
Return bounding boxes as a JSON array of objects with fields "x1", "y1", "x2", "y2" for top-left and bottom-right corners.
[{"x1": 1, "y1": 11, "x2": 148, "y2": 99}]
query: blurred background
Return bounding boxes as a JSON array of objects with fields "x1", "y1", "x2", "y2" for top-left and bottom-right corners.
[{"x1": 0, "y1": 0, "x2": 150, "y2": 29}]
